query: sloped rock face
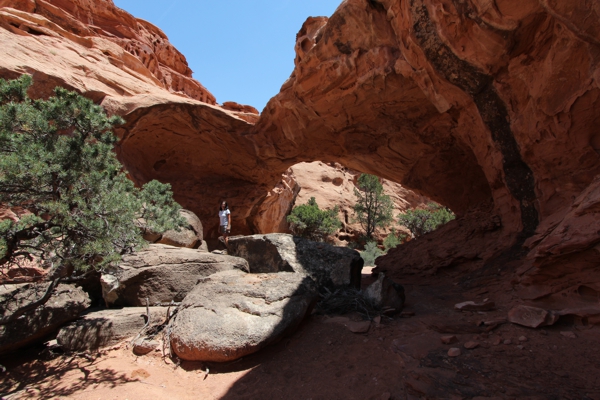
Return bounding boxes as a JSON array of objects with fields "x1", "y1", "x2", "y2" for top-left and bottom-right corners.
[
  {"x1": 170, "y1": 269, "x2": 318, "y2": 362},
  {"x1": 0, "y1": 283, "x2": 90, "y2": 354},
  {"x1": 1, "y1": 0, "x2": 599, "y2": 318},
  {"x1": 288, "y1": 161, "x2": 430, "y2": 242},
  {"x1": 101, "y1": 244, "x2": 249, "y2": 307},
  {"x1": 0, "y1": 0, "x2": 215, "y2": 103}
]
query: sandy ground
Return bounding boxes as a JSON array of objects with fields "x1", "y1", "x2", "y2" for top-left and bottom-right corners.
[{"x1": 2, "y1": 269, "x2": 600, "y2": 399}]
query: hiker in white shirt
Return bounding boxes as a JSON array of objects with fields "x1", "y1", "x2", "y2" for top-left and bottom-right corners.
[{"x1": 218, "y1": 201, "x2": 231, "y2": 245}]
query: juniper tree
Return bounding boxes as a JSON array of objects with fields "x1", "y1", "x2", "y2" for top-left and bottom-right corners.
[
  {"x1": 0, "y1": 76, "x2": 185, "y2": 320},
  {"x1": 353, "y1": 174, "x2": 393, "y2": 239}
]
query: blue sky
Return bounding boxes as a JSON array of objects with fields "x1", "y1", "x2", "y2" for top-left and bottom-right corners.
[{"x1": 113, "y1": 1, "x2": 341, "y2": 111}]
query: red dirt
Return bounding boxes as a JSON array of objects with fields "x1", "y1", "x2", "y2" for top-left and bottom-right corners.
[{"x1": 2, "y1": 270, "x2": 600, "y2": 399}]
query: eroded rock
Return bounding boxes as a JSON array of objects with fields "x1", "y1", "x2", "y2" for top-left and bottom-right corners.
[
  {"x1": 507, "y1": 305, "x2": 559, "y2": 329},
  {"x1": 0, "y1": 282, "x2": 90, "y2": 354},
  {"x1": 363, "y1": 273, "x2": 405, "y2": 314},
  {"x1": 57, "y1": 307, "x2": 168, "y2": 352},
  {"x1": 170, "y1": 269, "x2": 318, "y2": 362},
  {"x1": 140, "y1": 209, "x2": 204, "y2": 249},
  {"x1": 101, "y1": 244, "x2": 248, "y2": 307},
  {"x1": 157, "y1": 209, "x2": 204, "y2": 248},
  {"x1": 227, "y1": 234, "x2": 363, "y2": 289},
  {"x1": 0, "y1": 0, "x2": 599, "y2": 320}
]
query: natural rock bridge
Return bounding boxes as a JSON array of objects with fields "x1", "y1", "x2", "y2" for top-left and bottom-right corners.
[{"x1": 0, "y1": 0, "x2": 599, "y2": 318}]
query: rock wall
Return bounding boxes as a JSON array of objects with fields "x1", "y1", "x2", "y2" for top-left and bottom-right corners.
[
  {"x1": 0, "y1": 0, "x2": 599, "y2": 315},
  {"x1": 0, "y1": 0, "x2": 215, "y2": 103}
]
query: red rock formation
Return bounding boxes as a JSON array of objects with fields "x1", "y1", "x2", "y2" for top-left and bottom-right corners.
[
  {"x1": 1, "y1": 0, "x2": 599, "y2": 319},
  {"x1": 0, "y1": 0, "x2": 215, "y2": 103}
]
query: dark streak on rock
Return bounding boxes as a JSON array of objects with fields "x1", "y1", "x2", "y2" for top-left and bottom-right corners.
[
  {"x1": 334, "y1": 40, "x2": 353, "y2": 55},
  {"x1": 367, "y1": 0, "x2": 386, "y2": 13},
  {"x1": 409, "y1": 0, "x2": 538, "y2": 237}
]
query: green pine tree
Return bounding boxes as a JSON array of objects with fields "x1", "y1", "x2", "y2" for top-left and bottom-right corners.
[
  {"x1": 0, "y1": 75, "x2": 185, "y2": 283},
  {"x1": 353, "y1": 174, "x2": 393, "y2": 239}
]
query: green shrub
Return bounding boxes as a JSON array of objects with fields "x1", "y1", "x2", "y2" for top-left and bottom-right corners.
[
  {"x1": 0, "y1": 75, "x2": 186, "y2": 272},
  {"x1": 361, "y1": 241, "x2": 384, "y2": 266},
  {"x1": 383, "y1": 228, "x2": 406, "y2": 251},
  {"x1": 397, "y1": 202, "x2": 455, "y2": 238},
  {"x1": 287, "y1": 197, "x2": 341, "y2": 242}
]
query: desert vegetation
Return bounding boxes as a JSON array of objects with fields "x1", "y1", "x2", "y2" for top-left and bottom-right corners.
[
  {"x1": 397, "y1": 202, "x2": 455, "y2": 239},
  {"x1": 352, "y1": 173, "x2": 393, "y2": 239},
  {"x1": 0, "y1": 76, "x2": 185, "y2": 317},
  {"x1": 286, "y1": 196, "x2": 341, "y2": 242}
]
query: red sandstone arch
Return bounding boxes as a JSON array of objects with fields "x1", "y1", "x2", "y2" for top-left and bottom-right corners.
[{"x1": 1, "y1": 0, "x2": 599, "y2": 316}]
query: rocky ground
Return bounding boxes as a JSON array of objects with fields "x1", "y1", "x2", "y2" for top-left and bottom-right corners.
[{"x1": 2, "y1": 268, "x2": 599, "y2": 400}]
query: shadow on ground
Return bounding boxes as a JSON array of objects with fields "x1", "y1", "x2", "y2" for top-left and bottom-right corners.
[{"x1": 0, "y1": 345, "x2": 136, "y2": 398}]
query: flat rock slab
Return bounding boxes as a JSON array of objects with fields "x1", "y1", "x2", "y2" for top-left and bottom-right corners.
[
  {"x1": 0, "y1": 283, "x2": 90, "y2": 354},
  {"x1": 345, "y1": 320, "x2": 371, "y2": 334},
  {"x1": 57, "y1": 307, "x2": 169, "y2": 352},
  {"x1": 508, "y1": 305, "x2": 559, "y2": 328},
  {"x1": 170, "y1": 269, "x2": 318, "y2": 362},
  {"x1": 101, "y1": 244, "x2": 249, "y2": 307},
  {"x1": 227, "y1": 234, "x2": 363, "y2": 289}
]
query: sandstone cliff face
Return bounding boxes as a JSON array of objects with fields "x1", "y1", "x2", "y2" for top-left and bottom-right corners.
[
  {"x1": 0, "y1": 0, "x2": 215, "y2": 103},
  {"x1": 1, "y1": 0, "x2": 599, "y2": 317}
]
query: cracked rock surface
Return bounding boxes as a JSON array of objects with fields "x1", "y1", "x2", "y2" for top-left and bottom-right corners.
[
  {"x1": 101, "y1": 244, "x2": 249, "y2": 307},
  {"x1": 170, "y1": 269, "x2": 318, "y2": 362}
]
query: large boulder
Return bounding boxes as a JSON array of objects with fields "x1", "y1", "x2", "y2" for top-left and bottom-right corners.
[
  {"x1": 227, "y1": 234, "x2": 363, "y2": 289},
  {"x1": 101, "y1": 244, "x2": 249, "y2": 307},
  {"x1": 141, "y1": 209, "x2": 205, "y2": 249},
  {"x1": 170, "y1": 269, "x2": 318, "y2": 362},
  {"x1": 157, "y1": 209, "x2": 204, "y2": 248},
  {"x1": 363, "y1": 273, "x2": 405, "y2": 314},
  {"x1": 57, "y1": 307, "x2": 168, "y2": 352},
  {"x1": 0, "y1": 282, "x2": 90, "y2": 354}
]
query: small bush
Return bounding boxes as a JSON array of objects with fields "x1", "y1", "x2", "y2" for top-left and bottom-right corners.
[
  {"x1": 361, "y1": 241, "x2": 384, "y2": 266},
  {"x1": 383, "y1": 228, "x2": 406, "y2": 251},
  {"x1": 397, "y1": 202, "x2": 455, "y2": 238},
  {"x1": 287, "y1": 197, "x2": 341, "y2": 242}
]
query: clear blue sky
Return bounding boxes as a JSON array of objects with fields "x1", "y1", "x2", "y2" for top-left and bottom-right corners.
[{"x1": 113, "y1": 1, "x2": 341, "y2": 111}]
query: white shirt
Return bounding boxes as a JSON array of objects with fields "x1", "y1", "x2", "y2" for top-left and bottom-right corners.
[{"x1": 219, "y1": 209, "x2": 230, "y2": 226}]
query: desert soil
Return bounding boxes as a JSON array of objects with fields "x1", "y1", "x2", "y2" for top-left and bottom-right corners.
[{"x1": 1, "y1": 268, "x2": 599, "y2": 400}]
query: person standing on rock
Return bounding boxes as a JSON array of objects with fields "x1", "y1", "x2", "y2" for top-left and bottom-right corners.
[{"x1": 219, "y1": 200, "x2": 231, "y2": 245}]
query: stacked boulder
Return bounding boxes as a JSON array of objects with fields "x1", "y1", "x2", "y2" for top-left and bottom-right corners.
[
  {"x1": 0, "y1": 209, "x2": 209, "y2": 355},
  {"x1": 57, "y1": 231, "x2": 364, "y2": 361},
  {"x1": 169, "y1": 234, "x2": 363, "y2": 362}
]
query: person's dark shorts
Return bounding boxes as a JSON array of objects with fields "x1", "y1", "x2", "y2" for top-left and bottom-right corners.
[{"x1": 219, "y1": 225, "x2": 230, "y2": 234}]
